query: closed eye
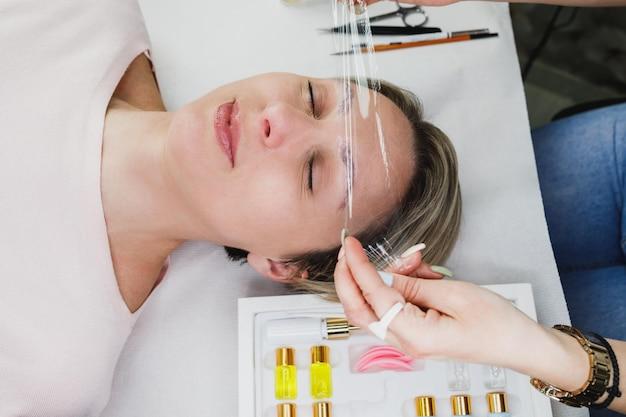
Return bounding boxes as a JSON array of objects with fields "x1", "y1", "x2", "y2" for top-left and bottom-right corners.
[{"x1": 308, "y1": 80, "x2": 318, "y2": 119}]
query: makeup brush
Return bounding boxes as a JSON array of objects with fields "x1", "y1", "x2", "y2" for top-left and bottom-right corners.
[{"x1": 332, "y1": 32, "x2": 499, "y2": 55}]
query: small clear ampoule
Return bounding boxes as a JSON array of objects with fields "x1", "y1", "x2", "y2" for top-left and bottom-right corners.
[
  {"x1": 447, "y1": 361, "x2": 471, "y2": 391},
  {"x1": 310, "y1": 345, "x2": 333, "y2": 399},
  {"x1": 275, "y1": 347, "x2": 297, "y2": 400},
  {"x1": 483, "y1": 365, "x2": 507, "y2": 389}
]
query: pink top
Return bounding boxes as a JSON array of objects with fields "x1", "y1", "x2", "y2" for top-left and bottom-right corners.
[{"x1": 0, "y1": 0, "x2": 151, "y2": 415}]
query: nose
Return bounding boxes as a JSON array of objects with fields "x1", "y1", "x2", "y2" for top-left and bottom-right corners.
[{"x1": 260, "y1": 103, "x2": 310, "y2": 149}]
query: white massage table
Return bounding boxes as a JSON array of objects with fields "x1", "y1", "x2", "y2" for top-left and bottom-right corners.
[{"x1": 102, "y1": 2, "x2": 587, "y2": 416}]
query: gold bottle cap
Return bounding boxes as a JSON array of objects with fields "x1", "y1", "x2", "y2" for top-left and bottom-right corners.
[
  {"x1": 325, "y1": 318, "x2": 359, "y2": 339},
  {"x1": 415, "y1": 396, "x2": 437, "y2": 416},
  {"x1": 277, "y1": 403, "x2": 297, "y2": 417},
  {"x1": 311, "y1": 345, "x2": 330, "y2": 364},
  {"x1": 450, "y1": 395, "x2": 472, "y2": 416},
  {"x1": 487, "y1": 392, "x2": 508, "y2": 413},
  {"x1": 276, "y1": 347, "x2": 295, "y2": 366},
  {"x1": 313, "y1": 401, "x2": 332, "y2": 417}
]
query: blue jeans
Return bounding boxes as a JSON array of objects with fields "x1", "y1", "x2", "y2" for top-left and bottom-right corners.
[{"x1": 532, "y1": 103, "x2": 626, "y2": 417}]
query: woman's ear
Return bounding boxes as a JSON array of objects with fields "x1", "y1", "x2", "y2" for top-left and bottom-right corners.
[{"x1": 246, "y1": 253, "x2": 307, "y2": 283}]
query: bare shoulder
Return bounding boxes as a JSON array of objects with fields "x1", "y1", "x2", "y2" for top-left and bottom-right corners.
[{"x1": 112, "y1": 53, "x2": 166, "y2": 111}]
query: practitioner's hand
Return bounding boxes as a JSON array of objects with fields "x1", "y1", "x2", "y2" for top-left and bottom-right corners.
[
  {"x1": 382, "y1": 243, "x2": 449, "y2": 280},
  {"x1": 335, "y1": 237, "x2": 539, "y2": 365},
  {"x1": 334, "y1": 237, "x2": 590, "y2": 391}
]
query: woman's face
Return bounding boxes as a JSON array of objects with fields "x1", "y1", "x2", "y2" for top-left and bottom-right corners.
[{"x1": 166, "y1": 73, "x2": 415, "y2": 262}]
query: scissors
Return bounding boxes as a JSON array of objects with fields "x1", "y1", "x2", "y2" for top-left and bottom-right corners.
[
  {"x1": 321, "y1": 0, "x2": 434, "y2": 36},
  {"x1": 367, "y1": 0, "x2": 428, "y2": 28}
]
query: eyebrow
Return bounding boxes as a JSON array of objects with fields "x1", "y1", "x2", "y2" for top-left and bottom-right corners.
[
  {"x1": 337, "y1": 145, "x2": 350, "y2": 211},
  {"x1": 336, "y1": 79, "x2": 355, "y2": 116},
  {"x1": 333, "y1": 80, "x2": 358, "y2": 212}
]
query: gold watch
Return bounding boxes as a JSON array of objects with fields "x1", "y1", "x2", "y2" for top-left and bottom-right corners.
[{"x1": 530, "y1": 325, "x2": 611, "y2": 407}]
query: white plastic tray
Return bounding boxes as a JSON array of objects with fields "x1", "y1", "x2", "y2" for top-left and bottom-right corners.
[{"x1": 239, "y1": 283, "x2": 553, "y2": 417}]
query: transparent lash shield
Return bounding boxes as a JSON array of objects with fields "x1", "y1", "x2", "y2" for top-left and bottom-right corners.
[
  {"x1": 331, "y1": 0, "x2": 396, "y2": 265},
  {"x1": 281, "y1": 0, "x2": 402, "y2": 266}
]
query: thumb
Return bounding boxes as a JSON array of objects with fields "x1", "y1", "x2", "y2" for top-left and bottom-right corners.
[{"x1": 391, "y1": 274, "x2": 465, "y2": 316}]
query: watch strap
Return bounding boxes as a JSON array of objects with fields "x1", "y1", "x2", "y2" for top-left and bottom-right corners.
[{"x1": 530, "y1": 325, "x2": 611, "y2": 407}]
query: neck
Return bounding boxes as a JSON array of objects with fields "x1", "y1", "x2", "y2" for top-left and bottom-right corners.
[{"x1": 101, "y1": 101, "x2": 218, "y2": 270}]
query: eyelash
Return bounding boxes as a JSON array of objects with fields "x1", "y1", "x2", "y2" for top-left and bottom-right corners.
[
  {"x1": 307, "y1": 153, "x2": 315, "y2": 192},
  {"x1": 307, "y1": 80, "x2": 319, "y2": 119},
  {"x1": 306, "y1": 80, "x2": 318, "y2": 193}
]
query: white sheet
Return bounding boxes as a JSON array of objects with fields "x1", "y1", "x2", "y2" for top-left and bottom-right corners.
[{"x1": 102, "y1": 2, "x2": 586, "y2": 417}]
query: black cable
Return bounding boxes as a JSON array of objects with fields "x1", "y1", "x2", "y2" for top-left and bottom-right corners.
[{"x1": 522, "y1": 6, "x2": 564, "y2": 81}]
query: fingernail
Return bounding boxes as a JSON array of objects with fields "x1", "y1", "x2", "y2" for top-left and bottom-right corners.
[
  {"x1": 431, "y1": 265, "x2": 453, "y2": 278},
  {"x1": 338, "y1": 245, "x2": 345, "y2": 260},
  {"x1": 400, "y1": 243, "x2": 426, "y2": 259},
  {"x1": 377, "y1": 271, "x2": 393, "y2": 287},
  {"x1": 354, "y1": 3, "x2": 366, "y2": 14}
]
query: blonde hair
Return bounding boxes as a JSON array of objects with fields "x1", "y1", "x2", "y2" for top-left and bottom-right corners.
[{"x1": 286, "y1": 79, "x2": 462, "y2": 300}]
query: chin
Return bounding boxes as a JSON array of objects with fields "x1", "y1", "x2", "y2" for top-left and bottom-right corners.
[
  {"x1": 164, "y1": 104, "x2": 221, "y2": 208},
  {"x1": 168, "y1": 103, "x2": 213, "y2": 169}
]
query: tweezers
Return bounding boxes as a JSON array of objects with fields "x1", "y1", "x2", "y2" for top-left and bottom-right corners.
[{"x1": 319, "y1": 25, "x2": 441, "y2": 36}]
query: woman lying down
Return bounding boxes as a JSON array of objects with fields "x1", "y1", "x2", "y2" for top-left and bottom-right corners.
[{"x1": 0, "y1": 0, "x2": 460, "y2": 416}]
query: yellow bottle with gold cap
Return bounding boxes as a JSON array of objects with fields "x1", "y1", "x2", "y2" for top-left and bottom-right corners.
[
  {"x1": 310, "y1": 345, "x2": 333, "y2": 399},
  {"x1": 275, "y1": 347, "x2": 297, "y2": 400}
]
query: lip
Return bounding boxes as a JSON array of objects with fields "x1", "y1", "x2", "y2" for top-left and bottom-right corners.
[{"x1": 214, "y1": 100, "x2": 240, "y2": 167}]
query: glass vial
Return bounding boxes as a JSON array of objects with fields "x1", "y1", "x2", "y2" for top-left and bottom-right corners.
[
  {"x1": 447, "y1": 361, "x2": 471, "y2": 391},
  {"x1": 313, "y1": 401, "x2": 332, "y2": 417},
  {"x1": 451, "y1": 395, "x2": 472, "y2": 416},
  {"x1": 487, "y1": 392, "x2": 510, "y2": 417},
  {"x1": 415, "y1": 396, "x2": 437, "y2": 416},
  {"x1": 275, "y1": 347, "x2": 297, "y2": 400},
  {"x1": 483, "y1": 365, "x2": 507, "y2": 389},
  {"x1": 310, "y1": 345, "x2": 333, "y2": 399},
  {"x1": 277, "y1": 403, "x2": 297, "y2": 417}
]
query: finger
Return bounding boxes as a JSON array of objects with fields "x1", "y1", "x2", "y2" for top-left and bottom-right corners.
[
  {"x1": 391, "y1": 275, "x2": 467, "y2": 316},
  {"x1": 413, "y1": 263, "x2": 445, "y2": 279},
  {"x1": 343, "y1": 237, "x2": 405, "y2": 318},
  {"x1": 386, "y1": 302, "x2": 447, "y2": 357},
  {"x1": 333, "y1": 253, "x2": 378, "y2": 328},
  {"x1": 385, "y1": 250, "x2": 424, "y2": 275},
  {"x1": 386, "y1": 251, "x2": 443, "y2": 280}
]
